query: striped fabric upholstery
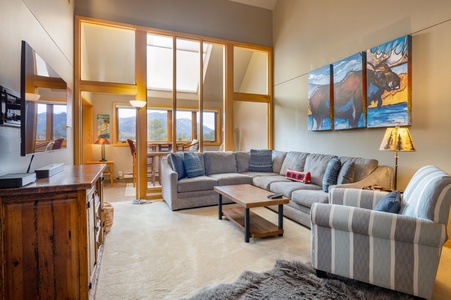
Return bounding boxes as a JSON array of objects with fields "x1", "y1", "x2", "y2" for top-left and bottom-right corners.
[
  {"x1": 402, "y1": 165, "x2": 451, "y2": 224},
  {"x1": 311, "y1": 166, "x2": 451, "y2": 299}
]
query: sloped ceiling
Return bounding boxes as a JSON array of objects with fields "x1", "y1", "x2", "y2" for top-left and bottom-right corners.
[{"x1": 229, "y1": 0, "x2": 277, "y2": 10}]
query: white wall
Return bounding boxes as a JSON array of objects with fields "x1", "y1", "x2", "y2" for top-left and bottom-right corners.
[
  {"x1": 0, "y1": 0, "x2": 74, "y2": 176},
  {"x1": 273, "y1": 0, "x2": 451, "y2": 238},
  {"x1": 273, "y1": 0, "x2": 451, "y2": 190}
]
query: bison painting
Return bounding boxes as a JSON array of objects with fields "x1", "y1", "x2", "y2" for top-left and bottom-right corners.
[
  {"x1": 333, "y1": 52, "x2": 366, "y2": 129},
  {"x1": 308, "y1": 65, "x2": 332, "y2": 131}
]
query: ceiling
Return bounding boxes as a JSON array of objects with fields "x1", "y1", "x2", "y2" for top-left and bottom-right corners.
[{"x1": 229, "y1": 0, "x2": 277, "y2": 10}]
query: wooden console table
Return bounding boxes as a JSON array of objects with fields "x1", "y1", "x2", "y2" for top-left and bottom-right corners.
[
  {"x1": 0, "y1": 164, "x2": 106, "y2": 300},
  {"x1": 86, "y1": 160, "x2": 114, "y2": 186}
]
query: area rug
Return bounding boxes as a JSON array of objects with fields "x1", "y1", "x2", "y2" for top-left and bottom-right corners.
[{"x1": 185, "y1": 259, "x2": 415, "y2": 300}]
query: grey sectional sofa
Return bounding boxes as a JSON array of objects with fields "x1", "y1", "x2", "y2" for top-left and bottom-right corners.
[{"x1": 161, "y1": 151, "x2": 393, "y2": 228}]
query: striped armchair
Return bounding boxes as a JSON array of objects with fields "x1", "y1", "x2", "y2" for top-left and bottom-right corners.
[{"x1": 311, "y1": 165, "x2": 451, "y2": 299}]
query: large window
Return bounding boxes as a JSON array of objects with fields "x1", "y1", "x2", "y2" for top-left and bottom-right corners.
[{"x1": 115, "y1": 105, "x2": 219, "y2": 143}]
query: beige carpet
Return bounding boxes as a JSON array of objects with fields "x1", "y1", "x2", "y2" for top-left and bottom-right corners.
[
  {"x1": 95, "y1": 199, "x2": 451, "y2": 300},
  {"x1": 95, "y1": 201, "x2": 312, "y2": 299}
]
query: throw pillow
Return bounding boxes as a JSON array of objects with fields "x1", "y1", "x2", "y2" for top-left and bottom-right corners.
[
  {"x1": 169, "y1": 153, "x2": 186, "y2": 180},
  {"x1": 248, "y1": 149, "x2": 273, "y2": 172},
  {"x1": 183, "y1": 152, "x2": 205, "y2": 178},
  {"x1": 337, "y1": 160, "x2": 356, "y2": 184},
  {"x1": 322, "y1": 157, "x2": 341, "y2": 192},
  {"x1": 374, "y1": 191, "x2": 401, "y2": 213},
  {"x1": 286, "y1": 168, "x2": 311, "y2": 183}
]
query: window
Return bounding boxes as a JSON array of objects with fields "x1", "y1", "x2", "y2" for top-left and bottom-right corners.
[
  {"x1": 116, "y1": 106, "x2": 136, "y2": 141},
  {"x1": 148, "y1": 109, "x2": 168, "y2": 141},
  {"x1": 115, "y1": 104, "x2": 219, "y2": 144}
]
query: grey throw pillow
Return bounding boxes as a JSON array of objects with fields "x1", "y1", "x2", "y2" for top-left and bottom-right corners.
[
  {"x1": 337, "y1": 160, "x2": 355, "y2": 184},
  {"x1": 248, "y1": 149, "x2": 273, "y2": 172},
  {"x1": 170, "y1": 153, "x2": 186, "y2": 180},
  {"x1": 183, "y1": 152, "x2": 205, "y2": 178},
  {"x1": 322, "y1": 157, "x2": 341, "y2": 192},
  {"x1": 374, "y1": 191, "x2": 401, "y2": 213}
]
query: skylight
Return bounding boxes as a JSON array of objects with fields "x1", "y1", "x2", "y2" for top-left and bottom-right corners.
[{"x1": 146, "y1": 34, "x2": 211, "y2": 93}]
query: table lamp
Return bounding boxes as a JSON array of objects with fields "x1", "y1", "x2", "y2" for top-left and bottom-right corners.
[
  {"x1": 379, "y1": 126, "x2": 416, "y2": 190},
  {"x1": 130, "y1": 100, "x2": 147, "y2": 204},
  {"x1": 94, "y1": 137, "x2": 110, "y2": 162}
]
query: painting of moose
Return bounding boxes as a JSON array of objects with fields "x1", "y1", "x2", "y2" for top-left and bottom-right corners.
[
  {"x1": 332, "y1": 52, "x2": 366, "y2": 129},
  {"x1": 366, "y1": 35, "x2": 412, "y2": 127},
  {"x1": 308, "y1": 65, "x2": 332, "y2": 131}
]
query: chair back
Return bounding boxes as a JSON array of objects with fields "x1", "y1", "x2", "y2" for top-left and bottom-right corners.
[
  {"x1": 402, "y1": 165, "x2": 451, "y2": 224},
  {"x1": 126, "y1": 139, "x2": 136, "y2": 156},
  {"x1": 189, "y1": 139, "x2": 199, "y2": 151}
]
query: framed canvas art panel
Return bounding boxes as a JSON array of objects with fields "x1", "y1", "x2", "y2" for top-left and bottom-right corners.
[
  {"x1": 333, "y1": 52, "x2": 366, "y2": 129},
  {"x1": 97, "y1": 113, "x2": 110, "y2": 138},
  {"x1": 308, "y1": 64, "x2": 333, "y2": 131},
  {"x1": 366, "y1": 35, "x2": 412, "y2": 128}
]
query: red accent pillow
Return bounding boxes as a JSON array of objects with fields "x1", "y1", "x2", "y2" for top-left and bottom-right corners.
[{"x1": 286, "y1": 168, "x2": 311, "y2": 183}]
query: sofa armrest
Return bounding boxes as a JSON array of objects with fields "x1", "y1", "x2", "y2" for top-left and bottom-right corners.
[
  {"x1": 333, "y1": 165, "x2": 394, "y2": 190},
  {"x1": 329, "y1": 187, "x2": 388, "y2": 209},
  {"x1": 311, "y1": 203, "x2": 447, "y2": 247},
  {"x1": 161, "y1": 156, "x2": 178, "y2": 210}
]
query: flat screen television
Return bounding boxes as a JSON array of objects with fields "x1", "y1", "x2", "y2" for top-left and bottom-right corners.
[{"x1": 20, "y1": 41, "x2": 68, "y2": 156}]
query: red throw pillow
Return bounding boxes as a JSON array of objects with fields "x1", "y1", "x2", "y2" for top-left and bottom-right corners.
[{"x1": 286, "y1": 168, "x2": 311, "y2": 183}]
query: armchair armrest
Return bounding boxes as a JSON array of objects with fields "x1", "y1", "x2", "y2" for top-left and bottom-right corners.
[
  {"x1": 311, "y1": 203, "x2": 447, "y2": 247},
  {"x1": 329, "y1": 187, "x2": 388, "y2": 209}
]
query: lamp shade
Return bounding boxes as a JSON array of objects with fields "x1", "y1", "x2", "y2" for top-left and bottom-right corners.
[
  {"x1": 94, "y1": 137, "x2": 110, "y2": 145},
  {"x1": 130, "y1": 100, "x2": 147, "y2": 108},
  {"x1": 379, "y1": 127, "x2": 416, "y2": 152}
]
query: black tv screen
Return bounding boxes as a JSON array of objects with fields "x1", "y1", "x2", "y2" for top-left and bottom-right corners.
[{"x1": 20, "y1": 41, "x2": 68, "y2": 156}]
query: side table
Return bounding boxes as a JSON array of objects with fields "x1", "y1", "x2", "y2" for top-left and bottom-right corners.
[{"x1": 86, "y1": 160, "x2": 114, "y2": 186}]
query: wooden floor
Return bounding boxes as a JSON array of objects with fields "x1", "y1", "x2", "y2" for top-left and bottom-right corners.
[{"x1": 103, "y1": 180, "x2": 451, "y2": 299}]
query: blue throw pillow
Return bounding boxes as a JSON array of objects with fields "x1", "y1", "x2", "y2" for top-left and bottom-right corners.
[
  {"x1": 374, "y1": 191, "x2": 401, "y2": 213},
  {"x1": 169, "y1": 153, "x2": 186, "y2": 180},
  {"x1": 248, "y1": 149, "x2": 273, "y2": 172},
  {"x1": 183, "y1": 152, "x2": 205, "y2": 178},
  {"x1": 337, "y1": 160, "x2": 355, "y2": 184},
  {"x1": 322, "y1": 157, "x2": 341, "y2": 192}
]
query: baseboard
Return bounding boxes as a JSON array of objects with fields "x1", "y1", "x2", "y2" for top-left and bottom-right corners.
[{"x1": 445, "y1": 240, "x2": 451, "y2": 248}]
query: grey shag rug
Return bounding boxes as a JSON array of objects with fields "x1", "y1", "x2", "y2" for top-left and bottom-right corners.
[{"x1": 184, "y1": 260, "x2": 415, "y2": 300}]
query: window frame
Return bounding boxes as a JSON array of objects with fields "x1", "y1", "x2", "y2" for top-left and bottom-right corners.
[{"x1": 112, "y1": 102, "x2": 221, "y2": 146}]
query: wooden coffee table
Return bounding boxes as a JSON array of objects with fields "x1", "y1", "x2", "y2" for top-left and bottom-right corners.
[{"x1": 214, "y1": 184, "x2": 290, "y2": 243}]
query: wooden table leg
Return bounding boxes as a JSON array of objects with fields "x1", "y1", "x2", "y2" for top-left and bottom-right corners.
[
  {"x1": 218, "y1": 194, "x2": 223, "y2": 220},
  {"x1": 245, "y1": 208, "x2": 250, "y2": 243},
  {"x1": 278, "y1": 204, "x2": 284, "y2": 236}
]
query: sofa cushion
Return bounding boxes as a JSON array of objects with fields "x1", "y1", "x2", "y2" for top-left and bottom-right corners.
[
  {"x1": 177, "y1": 176, "x2": 217, "y2": 193},
  {"x1": 248, "y1": 149, "x2": 273, "y2": 172},
  {"x1": 322, "y1": 157, "x2": 341, "y2": 192},
  {"x1": 235, "y1": 152, "x2": 250, "y2": 173},
  {"x1": 337, "y1": 160, "x2": 356, "y2": 184},
  {"x1": 209, "y1": 173, "x2": 253, "y2": 186},
  {"x1": 374, "y1": 191, "x2": 401, "y2": 213},
  {"x1": 291, "y1": 189, "x2": 329, "y2": 208},
  {"x1": 272, "y1": 151, "x2": 287, "y2": 173},
  {"x1": 169, "y1": 153, "x2": 186, "y2": 180},
  {"x1": 270, "y1": 181, "x2": 321, "y2": 199},
  {"x1": 204, "y1": 152, "x2": 237, "y2": 175},
  {"x1": 304, "y1": 153, "x2": 336, "y2": 186},
  {"x1": 279, "y1": 151, "x2": 309, "y2": 175},
  {"x1": 184, "y1": 152, "x2": 205, "y2": 178},
  {"x1": 339, "y1": 156, "x2": 378, "y2": 182},
  {"x1": 252, "y1": 175, "x2": 290, "y2": 190}
]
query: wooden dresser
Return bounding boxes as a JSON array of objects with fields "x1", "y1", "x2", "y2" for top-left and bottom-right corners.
[{"x1": 0, "y1": 164, "x2": 106, "y2": 300}]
